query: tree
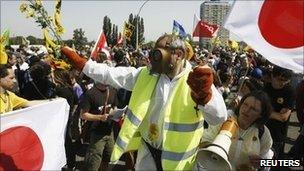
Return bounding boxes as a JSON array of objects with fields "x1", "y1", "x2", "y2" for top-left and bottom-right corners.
[
  {"x1": 112, "y1": 24, "x2": 118, "y2": 46},
  {"x1": 9, "y1": 36, "x2": 29, "y2": 46},
  {"x1": 72, "y1": 28, "x2": 88, "y2": 51},
  {"x1": 63, "y1": 39, "x2": 74, "y2": 47},
  {"x1": 9, "y1": 36, "x2": 21, "y2": 45},
  {"x1": 26, "y1": 36, "x2": 38, "y2": 45},
  {"x1": 127, "y1": 13, "x2": 145, "y2": 49},
  {"x1": 139, "y1": 18, "x2": 145, "y2": 44},
  {"x1": 103, "y1": 16, "x2": 111, "y2": 45},
  {"x1": 103, "y1": 16, "x2": 119, "y2": 47}
]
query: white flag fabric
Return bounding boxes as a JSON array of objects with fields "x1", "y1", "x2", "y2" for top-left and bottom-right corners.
[
  {"x1": 224, "y1": 1, "x2": 303, "y2": 73},
  {"x1": 91, "y1": 30, "x2": 109, "y2": 60},
  {"x1": 0, "y1": 98, "x2": 69, "y2": 170}
]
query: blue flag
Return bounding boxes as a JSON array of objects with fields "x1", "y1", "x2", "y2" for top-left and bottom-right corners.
[{"x1": 172, "y1": 20, "x2": 187, "y2": 38}]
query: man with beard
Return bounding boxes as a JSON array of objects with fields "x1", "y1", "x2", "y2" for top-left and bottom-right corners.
[{"x1": 62, "y1": 34, "x2": 227, "y2": 170}]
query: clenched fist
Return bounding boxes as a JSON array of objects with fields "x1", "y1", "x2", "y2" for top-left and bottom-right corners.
[
  {"x1": 187, "y1": 66, "x2": 213, "y2": 105},
  {"x1": 61, "y1": 46, "x2": 87, "y2": 71}
]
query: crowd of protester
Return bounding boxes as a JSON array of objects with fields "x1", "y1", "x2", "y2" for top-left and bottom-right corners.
[{"x1": 1, "y1": 41, "x2": 303, "y2": 170}]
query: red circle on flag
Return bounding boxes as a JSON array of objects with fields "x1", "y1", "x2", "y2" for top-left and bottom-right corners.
[
  {"x1": 0, "y1": 126, "x2": 44, "y2": 170},
  {"x1": 258, "y1": 0, "x2": 304, "y2": 48}
]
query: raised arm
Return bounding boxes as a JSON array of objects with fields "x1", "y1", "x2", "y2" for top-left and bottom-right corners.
[
  {"x1": 61, "y1": 46, "x2": 140, "y2": 91},
  {"x1": 187, "y1": 65, "x2": 228, "y2": 125}
]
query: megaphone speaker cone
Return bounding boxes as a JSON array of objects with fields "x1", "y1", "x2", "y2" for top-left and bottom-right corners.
[{"x1": 196, "y1": 147, "x2": 232, "y2": 171}]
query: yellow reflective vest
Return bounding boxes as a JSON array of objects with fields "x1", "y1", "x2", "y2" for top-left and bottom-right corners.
[{"x1": 111, "y1": 67, "x2": 204, "y2": 170}]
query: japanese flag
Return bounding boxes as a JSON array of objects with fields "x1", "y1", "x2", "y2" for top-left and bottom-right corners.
[
  {"x1": 224, "y1": 0, "x2": 303, "y2": 73},
  {"x1": 0, "y1": 98, "x2": 69, "y2": 170}
]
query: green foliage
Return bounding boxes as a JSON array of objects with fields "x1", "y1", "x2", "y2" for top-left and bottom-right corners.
[
  {"x1": 102, "y1": 14, "x2": 145, "y2": 48},
  {"x1": 102, "y1": 16, "x2": 119, "y2": 47},
  {"x1": 142, "y1": 41, "x2": 155, "y2": 49},
  {"x1": 19, "y1": 0, "x2": 65, "y2": 59},
  {"x1": 26, "y1": 35, "x2": 44, "y2": 45},
  {"x1": 72, "y1": 28, "x2": 88, "y2": 51},
  {"x1": 63, "y1": 39, "x2": 74, "y2": 47},
  {"x1": 9, "y1": 36, "x2": 24, "y2": 45},
  {"x1": 20, "y1": 0, "x2": 62, "y2": 43},
  {"x1": 127, "y1": 13, "x2": 145, "y2": 48}
]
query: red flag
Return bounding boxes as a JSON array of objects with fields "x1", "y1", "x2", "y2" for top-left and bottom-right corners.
[
  {"x1": 91, "y1": 31, "x2": 108, "y2": 60},
  {"x1": 116, "y1": 32, "x2": 123, "y2": 45},
  {"x1": 192, "y1": 14, "x2": 219, "y2": 38}
]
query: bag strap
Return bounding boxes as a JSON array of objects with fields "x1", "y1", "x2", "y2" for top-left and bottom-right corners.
[
  {"x1": 258, "y1": 125, "x2": 265, "y2": 140},
  {"x1": 143, "y1": 139, "x2": 163, "y2": 171},
  {"x1": 103, "y1": 87, "x2": 110, "y2": 114}
]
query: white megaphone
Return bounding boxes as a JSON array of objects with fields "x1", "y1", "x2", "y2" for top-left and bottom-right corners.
[{"x1": 196, "y1": 117, "x2": 239, "y2": 171}]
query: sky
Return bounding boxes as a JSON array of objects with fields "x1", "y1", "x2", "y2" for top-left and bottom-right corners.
[{"x1": 0, "y1": 0, "x2": 233, "y2": 42}]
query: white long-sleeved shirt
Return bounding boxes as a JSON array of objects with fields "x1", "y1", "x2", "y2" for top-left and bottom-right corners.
[
  {"x1": 83, "y1": 59, "x2": 227, "y2": 148},
  {"x1": 83, "y1": 60, "x2": 228, "y2": 170}
]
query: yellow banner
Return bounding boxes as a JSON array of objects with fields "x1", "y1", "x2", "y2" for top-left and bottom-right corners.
[
  {"x1": 124, "y1": 22, "x2": 135, "y2": 41},
  {"x1": 0, "y1": 30, "x2": 9, "y2": 64},
  {"x1": 53, "y1": 0, "x2": 65, "y2": 35}
]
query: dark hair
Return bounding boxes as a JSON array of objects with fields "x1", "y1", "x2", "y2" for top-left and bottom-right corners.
[
  {"x1": 30, "y1": 61, "x2": 51, "y2": 80},
  {"x1": 30, "y1": 63, "x2": 50, "y2": 81},
  {"x1": 53, "y1": 69, "x2": 73, "y2": 88},
  {"x1": 28, "y1": 55, "x2": 41, "y2": 67},
  {"x1": 113, "y1": 49, "x2": 125, "y2": 63},
  {"x1": 0, "y1": 64, "x2": 11, "y2": 78},
  {"x1": 272, "y1": 65, "x2": 293, "y2": 80},
  {"x1": 218, "y1": 71, "x2": 232, "y2": 84},
  {"x1": 235, "y1": 91, "x2": 272, "y2": 128},
  {"x1": 243, "y1": 79, "x2": 262, "y2": 92},
  {"x1": 97, "y1": 51, "x2": 108, "y2": 63}
]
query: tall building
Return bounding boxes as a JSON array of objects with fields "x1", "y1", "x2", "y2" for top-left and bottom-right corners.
[{"x1": 200, "y1": 0, "x2": 230, "y2": 48}]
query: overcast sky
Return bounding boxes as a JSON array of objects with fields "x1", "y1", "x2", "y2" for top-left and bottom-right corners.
[{"x1": 1, "y1": 0, "x2": 233, "y2": 42}]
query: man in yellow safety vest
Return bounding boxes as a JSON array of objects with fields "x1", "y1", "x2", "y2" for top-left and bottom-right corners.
[{"x1": 62, "y1": 34, "x2": 227, "y2": 170}]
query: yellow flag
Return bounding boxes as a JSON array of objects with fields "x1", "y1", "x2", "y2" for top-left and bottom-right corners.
[
  {"x1": 184, "y1": 41, "x2": 194, "y2": 60},
  {"x1": 0, "y1": 30, "x2": 9, "y2": 64},
  {"x1": 228, "y1": 40, "x2": 239, "y2": 51},
  {"x1": 0, "y1": 45, "x2": 8, "y2": 65},
  {"x1": 211, "y1": 37, "x2": 221, "y2": 46},
  {"x1": 244, "y1": 45, "x2": 254, "y2": 53},
  {"x1": 53, "y1": 0, "x2": 65, "y2": 35},
  {"x1": 124, "y1": 22, "x2": 135, "y2": 41},
  {"x1": 35, "y1": 0, "x2": 42, "y2": 7},
  {"x1": 43, "y1": 29, "x2": 57, "y2": 53}
]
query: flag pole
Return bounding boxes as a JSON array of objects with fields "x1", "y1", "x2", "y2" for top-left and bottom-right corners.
[
  {"x1": 205, "y1": 25, "x2": 223, "y2": 87},
  {"x1": 78, "y1": 24, "x2": 103, "y2": 80},
  {"x1": 90, "y1": 24, "x2": 104, "y2": 59},
  {"x1": 208, "y1": 26, "x2": 221, "y2": 53},
  {"x1": 136, "y1": 0, "x2": 150, "y2": 50},
  {"x1": 122, "y1": 22, "x2": 127, "y2": 48},
  {"x1": 236, "y1": 58, "x2": 250, "y2": 94}
]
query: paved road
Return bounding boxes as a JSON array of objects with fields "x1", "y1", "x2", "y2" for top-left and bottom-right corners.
[{"x1": 72, "y1": 111, "x2": 303, "y2": 171}]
